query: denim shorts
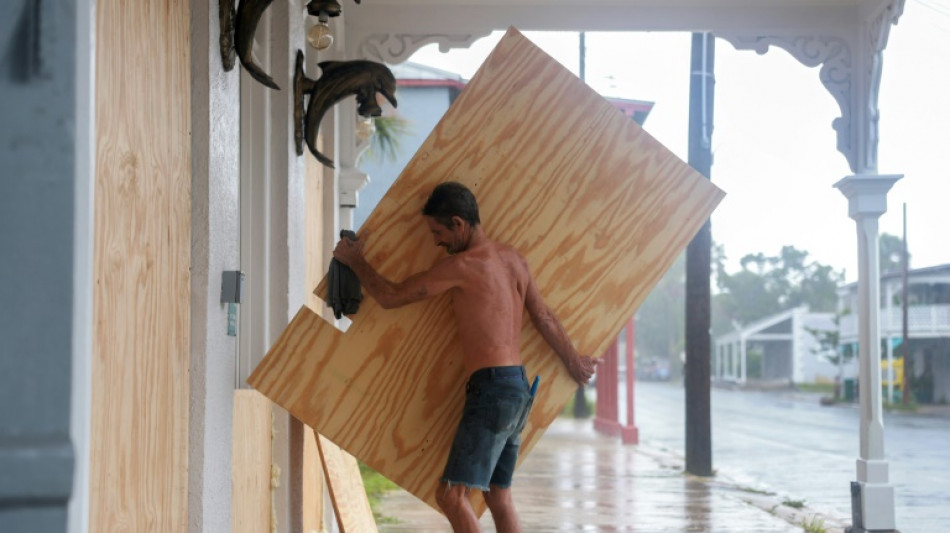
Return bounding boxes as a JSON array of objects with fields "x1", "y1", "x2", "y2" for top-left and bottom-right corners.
[{"x1": 441, "y1": 366, "x2": 534, "y2": 491}]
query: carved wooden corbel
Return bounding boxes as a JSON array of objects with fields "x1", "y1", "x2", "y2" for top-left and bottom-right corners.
[{"x1": 234, "y1": 0, "x2": 280, "y2": 89}]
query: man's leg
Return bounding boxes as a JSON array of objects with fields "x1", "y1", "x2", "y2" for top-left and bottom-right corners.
[
  {"x1": 484, "y1": 484, "x2": 522, "y2": 533},
  {"x1": 436, "y1": 481, "x2": 481, "y2": 533}
]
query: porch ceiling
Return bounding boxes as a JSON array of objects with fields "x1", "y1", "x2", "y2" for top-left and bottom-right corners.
[
  {"x1": 342, "y1": 0, "x2": 902, "y2": 174},
  {"x1": 358, "y1": 0, "x2": 864, "y2": 6},
  {"x1": 345, "y1": 0, "x2": 885, "y2": 35}
]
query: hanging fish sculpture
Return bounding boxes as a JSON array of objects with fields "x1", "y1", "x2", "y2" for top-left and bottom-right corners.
[
  {"x1": 233, "y1": 0, "x2": 361, "y2": 91},
  {"x1": 298, "y1": 57, "x2": 397, "y2": 168},
  {"x1": 234, "y1": 0, "x2": 279, "y2": 89}
]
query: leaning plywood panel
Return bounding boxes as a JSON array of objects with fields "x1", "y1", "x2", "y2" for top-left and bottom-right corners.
[
  {"x1": 249, "y1": 27, "x2": 724, "y2": 515},
  {"x1": 317, "y1": 432, "x2": 378, "y2": 533}
]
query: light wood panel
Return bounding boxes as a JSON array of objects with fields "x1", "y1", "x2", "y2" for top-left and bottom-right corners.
[
  {"x1": 304, "y1": 102, "x2": 328, "y2": 533},
  {"x1": 249, "y1": 28, "x2": 724, "y2": 515},
  {"x1": 90, "y1": 1, "x2": 190, "y2": 531},
  {"x1": 232, "y1": 390, "x2": 273, "y2": 533},
  {"x1": 302, "y1": 425, "x2": 325, "y2": 532},
  {"x1": 317, "y1": 432, "x2": 378, "y2": 532}
]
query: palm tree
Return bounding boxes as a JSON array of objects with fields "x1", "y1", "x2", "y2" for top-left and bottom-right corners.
[{"x1": 362, "y1": 114, "x2": 412, "y2": 164}]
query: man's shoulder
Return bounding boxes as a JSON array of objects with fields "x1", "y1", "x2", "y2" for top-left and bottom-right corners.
[
  {"x1": 503, "y1": 244, "x2": 531, "y2": 271},
  {"x1": 492, "y1": 241, "x2": 525, "y2": 259},
  {"x1": 489, "y1": 242, "x2": 532, "y2": 280},
  {"x1": 455, "y1": 241, "x2": 526, "y2": 271}
]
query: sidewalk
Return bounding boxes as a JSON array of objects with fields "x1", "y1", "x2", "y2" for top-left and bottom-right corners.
[{"x1": 376, "y1": 418, "x2": 850, "y2": 532}]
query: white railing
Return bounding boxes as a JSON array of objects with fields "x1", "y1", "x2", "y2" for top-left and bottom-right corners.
[{"x1": 839, "y1": 304, "x2": 950, "y2": 341}]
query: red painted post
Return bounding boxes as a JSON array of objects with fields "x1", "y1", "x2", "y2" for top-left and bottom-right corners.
[
  {"x1": 621, "y1": 317, "x2": 639, "y2": 444},
  {"x1": 593, "y1": 339, "x2": 620, "y2": 436}
]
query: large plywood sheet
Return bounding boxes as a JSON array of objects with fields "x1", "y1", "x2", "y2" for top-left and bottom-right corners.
[
  {"x1": 249, "y1": 28, "x2": 723, "y2": 515},
  {"x1": 317, "y1": 432, "x2": 378, "y2": 532}
]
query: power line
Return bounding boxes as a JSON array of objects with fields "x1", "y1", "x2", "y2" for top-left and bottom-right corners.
[
  {"x1": 909, "y1": 0, "x2": 950, "y2": 35},
  {"x1": 914, "y1": 0, "x2": 950, "y2": 19}
]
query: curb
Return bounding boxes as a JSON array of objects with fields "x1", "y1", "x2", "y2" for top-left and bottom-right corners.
[{"x1": 635, "y1": 444, "x2": 852, "y2": 533}]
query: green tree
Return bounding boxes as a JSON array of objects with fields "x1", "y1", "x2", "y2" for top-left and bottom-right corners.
[
  {"x1": 879, "y1": 232, "x2": 908, "y2": 275},
  {"x1": 361, "y1": 115, "x2": 413, "y2": 164},
  {"x1": 713, "y1": 245, "x2": 844, "y2": 335},
  {"x1": 807, "y1": 312, "x2": 854, "y2": 399},
  {"x1": 635, "y1": 252, "x2": 686, "y2": 363}
]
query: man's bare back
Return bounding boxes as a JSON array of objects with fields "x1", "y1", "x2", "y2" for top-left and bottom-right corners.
[{"x1": 433, "y1": 240, "x2": 529, "y2": 375}]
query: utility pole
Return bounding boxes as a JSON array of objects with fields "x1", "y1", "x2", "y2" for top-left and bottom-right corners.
[
  {"x1": 579, "y1": 31, "x2": 586, "y2": 81},
  {"x1": 901, "y1": 203, "x2": 912, "y2": 405},
  {"x1": 573, "y1": 31, "x2": 591, "y2": 419},
  {"x1": 685, "y1": 32, "x2": 714, "y2": 477}
]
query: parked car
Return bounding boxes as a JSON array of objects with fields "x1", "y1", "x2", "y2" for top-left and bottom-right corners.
[{"x1": 638, "y1": 358, "x2": 671, "y2": 381}]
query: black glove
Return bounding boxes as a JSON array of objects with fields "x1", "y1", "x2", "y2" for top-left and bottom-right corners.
[{"x1": 327, "y1": 230, "x2": 363, "y2": 319}]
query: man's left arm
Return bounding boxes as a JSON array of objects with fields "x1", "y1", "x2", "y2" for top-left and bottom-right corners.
[{"x1": 523, "y1": 271, "x2": 598, "y2": 385}]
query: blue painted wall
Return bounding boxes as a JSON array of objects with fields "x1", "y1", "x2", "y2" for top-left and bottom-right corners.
[{"x1": 355, "y1": 84, "x2": 457, "y2": 230}]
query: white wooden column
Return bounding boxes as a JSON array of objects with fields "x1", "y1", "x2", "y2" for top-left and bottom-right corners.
[
  {"x1": 726, "y1": 342, "x2": 737, "y2": 381},
  {"x1": 736, "y1": 341, "x2": 742, "y2": 381},
  {"x1": 715, "y1": 345, "x2": 722, "y2": 381},
  {"x1": 792, "y1": 307, "x2": 804, "y2": 384},
  {"x1": 732, "y1": 341, "x2": 739, "y2": 381},
  {"x1": 739, "y1": 337, "x2": 747, "y2": 384},
  {"x1": 835, "y1": 173, "x2": 901, "y2": 531},
  {"x1": 336, "y1": 99, "x2": 372, "y2": 231}
]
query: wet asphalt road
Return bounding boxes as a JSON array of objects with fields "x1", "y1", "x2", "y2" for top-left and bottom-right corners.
[{"x1": 626, "y1": 380, "x2": 950, "y2": 532}]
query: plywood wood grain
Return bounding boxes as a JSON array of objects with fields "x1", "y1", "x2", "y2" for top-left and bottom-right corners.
[
  {"x1": 232, "y1": 390, "x2": 273, "y2": 533},
  {"x1": 317, "y1": 432, "x2": 378, "y2": 532},
  {"x1": 249, "y1": 28, "x2": 724, "y2": 515},
  {"x1": 90, "y1": 1, "x2": 191, "y2": 531}
]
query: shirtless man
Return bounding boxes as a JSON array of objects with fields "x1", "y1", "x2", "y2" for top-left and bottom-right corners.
[{"x1": 332, "y1": 182, "x2": 597, "y2": 533}]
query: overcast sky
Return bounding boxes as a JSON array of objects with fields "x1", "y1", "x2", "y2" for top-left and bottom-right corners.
[{"x1": 406, "y1": 0, "x2": 949, "y2": 282}]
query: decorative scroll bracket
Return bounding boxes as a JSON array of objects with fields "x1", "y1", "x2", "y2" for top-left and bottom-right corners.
[
  {"x1": 717, "y1": 0, "x2": 903, "y2": 174},
  {"x1": 353, "y1": 32, "x2": 490, "y2": 64}
]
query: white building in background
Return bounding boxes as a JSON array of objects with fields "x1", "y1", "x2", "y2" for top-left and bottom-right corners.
[
  {"x1": 713, "y1": 306, "x2": 844, "y2": 385},
  {"x1": 838, "y1": 263, "x2": 950, "y2": 404},
  {"x1": 355, "y1": 62, "x2": 466, "y2": 230}
]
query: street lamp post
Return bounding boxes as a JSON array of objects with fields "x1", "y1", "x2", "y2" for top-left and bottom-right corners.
[{"x1": 835, "y1": 173, "x2": 901, "y2": 533}]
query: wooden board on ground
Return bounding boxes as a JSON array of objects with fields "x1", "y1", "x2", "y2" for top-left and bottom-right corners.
[
  {"x1": 231, "y1": 390, "x2": 273, "y2": 533},
  {"x1": 248, "y1": 27, "x2": 724, "y2": 515},
  {"x1": 302, "y1": 425, "x2": 325, "y2": 532},
  {"x1": 316, "y1": 431, "x2": 378, "y2": 533}
]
